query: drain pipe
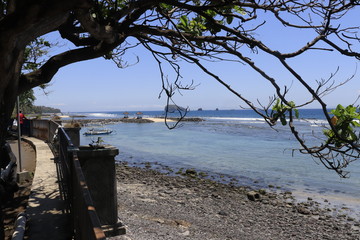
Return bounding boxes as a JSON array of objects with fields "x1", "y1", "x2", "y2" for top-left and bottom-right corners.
[{"x1": 11, "y1": 212, "x2": 27, "y2": 240}]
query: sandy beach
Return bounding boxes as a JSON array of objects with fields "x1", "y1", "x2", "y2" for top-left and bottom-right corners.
[
  {"x1": 145, "y1": 117, "x2": 175, "y2": 123},
  {"x1": 116, "y1": 162, "x2": 360, "y2": 240}
]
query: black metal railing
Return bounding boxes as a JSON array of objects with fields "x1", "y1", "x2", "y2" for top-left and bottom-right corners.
[
  {"x1": 31, "y1": 120, "x2": 106, "y2": 240},
  {"x1": 58, "y1": 128, "x2": 105, "y2": 239}
]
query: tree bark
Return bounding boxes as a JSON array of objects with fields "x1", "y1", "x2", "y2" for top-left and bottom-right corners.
[{"x1": 0, "y1": 0, "x2": 92, "y2": 164}]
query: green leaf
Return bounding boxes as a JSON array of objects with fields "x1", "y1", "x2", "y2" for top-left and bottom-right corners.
[
  {"x1": 226, "y1": 16, "x2": 233, "y2": 24},
  {"x1": 159, "y1": 3, "x2": 172, "y2": 10},
  {"x1": 180, "y1": 15, "x2": 188, "y2": 27},
  {"x1": 234, "y1": 6, "x2": 246, "y2": 15},
  {"x1": 205, "y1": 9, "x2": 217, "y2": 18},
  {"x1": 294, "y1": 109, "x2": 299, "y2": 118},
  {"x1": 280, "y1": 116, "x2": 287, "y2": 126},
  {"x1": 325, "y1": 104, "x2": 360, "y2": 146},
  {"x1": 288, "y1": 101, "x2": 296, "y2": 108},
  {"x1": 348, "y1": 131, "x2": 358, "y2": 141},
  {"x1": 351, "y1": 121, "x2": 360, "y2": 127}
]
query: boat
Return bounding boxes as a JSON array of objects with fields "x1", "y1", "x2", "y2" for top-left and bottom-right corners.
[{"x1": 83, "y1": 128, "x2": 113, "y2": 136}]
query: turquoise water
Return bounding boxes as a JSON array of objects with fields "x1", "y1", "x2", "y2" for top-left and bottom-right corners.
[{"x1": 77, "y1": 109, "x2": 360, "y2": 215}]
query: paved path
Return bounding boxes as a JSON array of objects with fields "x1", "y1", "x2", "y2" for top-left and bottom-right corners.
[{"x1": 24, "y1": 137, "x2": 72, "y2": 240}]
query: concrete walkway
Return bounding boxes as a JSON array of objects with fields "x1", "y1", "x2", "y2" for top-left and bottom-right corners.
[{"x1": 24, "y1": 137, "x2": 72, "y2": 240}]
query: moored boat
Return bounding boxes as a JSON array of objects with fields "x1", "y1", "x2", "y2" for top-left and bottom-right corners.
[{"x1": 83, "y1": 128, "x2": 113, "y2": 136}]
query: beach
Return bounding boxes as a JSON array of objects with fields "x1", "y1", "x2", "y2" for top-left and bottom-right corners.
[
  {"x1": 76, "y1": 112, "x2": 360, "y2": 216},
  {"x1": 116, "y1": 162, "x2": 360, "y2": 239},
  {"x1": 4, "y1": 133, "x2": 360, "y2": 239},
  {"x1": 36, "y1": 110, "x2": 360, "y2": 238}
]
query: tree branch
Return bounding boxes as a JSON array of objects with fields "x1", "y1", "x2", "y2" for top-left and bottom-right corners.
[{"x1": 18, "y1": 39, "x2": 124, "y2": 94}]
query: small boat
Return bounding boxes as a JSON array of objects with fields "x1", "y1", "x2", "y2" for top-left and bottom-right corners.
[{"x1": 83, "y1": 128, "x2": 113, "y2": 136}]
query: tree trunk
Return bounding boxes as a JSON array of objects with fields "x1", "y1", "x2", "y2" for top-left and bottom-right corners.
[
  {"x1": 0, "y1": 0, "x2": 89, "y2": 165},
  {"x1": 0, "y1": 40, "x2": 23, "y2": 166}
]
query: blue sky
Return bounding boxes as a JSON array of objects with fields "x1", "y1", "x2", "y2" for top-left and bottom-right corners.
[{"x1": 34, "y1": 10, "x2": 360, "y2": 113}]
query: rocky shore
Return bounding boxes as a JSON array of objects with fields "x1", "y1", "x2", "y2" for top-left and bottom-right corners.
[{"x1": 116, "y1": 162, "x2": 360, "y2": 240}]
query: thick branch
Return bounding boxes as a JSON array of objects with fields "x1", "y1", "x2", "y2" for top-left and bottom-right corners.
[
  {"x1": 0, "y1": 0, "x2": 91, "y2": 48},
  {"x1": 18, "y1": 39, "x2": 124, "y2": 94},
  {"x1": 58, "y1": 14, "x2": 100, "y2": 47},
  {"x1": 75, "y1": 8, "x2": 119, "y2": 44}
]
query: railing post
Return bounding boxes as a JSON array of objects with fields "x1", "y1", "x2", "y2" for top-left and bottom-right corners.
[
  {"x1": 57, "y1": 127, "x2": 107, "y2": 239},
  {"x1": 64, "y1": 127, "x2": 81, "y2": 147},
  {"x1": 77, "y1": 146, "x2": 124, "y2": 236},
  {"x1": 48, "y1": 121, "x2": 51, "y2": 141},
  {"x1": 29, "y1": 119, "x2": 33, "y2": 137}
]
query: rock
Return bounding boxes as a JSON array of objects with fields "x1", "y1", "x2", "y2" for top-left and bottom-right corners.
[
  {"x1": 218, "y1": 210, "x2": 228, "y2": 216},
  {"x1": 185, "y1": 168, "x2": 197, "y2": 176},
  {"x1": 179, "y1": 230, "x2": 190, "y2": 236},
  {"x1": 297, "y1": 206, "x2": 311, "y2": 215},
  {"x1": 175, "y1": 220, "x2": 191, "y2": 228},
  {"x1": 258, "y1": 189, "x2": 267, "y2": 195},
  {"x1": 268, "y1": 194, "x2": 277, "y2": 199},
  {"x1": 115, "y1": 164, "x2": 358, "y2": 240},
  {"x1": 247, "y1": 191, "x2": 261, "y2": 201},
  {"x1": 211, "y1": 193, "x2": 222, "y2": 199}
]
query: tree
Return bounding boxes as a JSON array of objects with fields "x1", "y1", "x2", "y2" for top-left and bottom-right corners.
[
  {"x1": 17, "y1": 89, "x2": 36, "y2": 114},
  {"x1": 0, "y1": 0, "x2": 360, "y2": 176}
]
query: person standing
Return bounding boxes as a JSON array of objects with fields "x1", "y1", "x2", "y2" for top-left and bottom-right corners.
[{"x1": 17, "y1": 111, "x2": 27, "y2": 135}]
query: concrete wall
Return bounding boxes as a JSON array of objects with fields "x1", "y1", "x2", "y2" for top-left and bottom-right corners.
[{"x1": 30, "y1": 120, "x2": 61, "y2": 142}]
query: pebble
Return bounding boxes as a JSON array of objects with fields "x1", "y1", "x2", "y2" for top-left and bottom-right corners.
[
  {"x1": 115, "y1": 164, "x2": 359, "y2": 240},
  {"x1": 218, "y1": 210, "x2": 228, "y2": 216}
]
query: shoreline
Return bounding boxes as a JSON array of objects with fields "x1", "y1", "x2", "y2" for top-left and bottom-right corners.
[
  {"x1": 116, "y1": 162, "x2": 360, "y2": 239},
  {"x1": 120, "y1": 161, "x2": 360, "y2": 221},
  {"x1": 61, "y1": 117, "x2": 203, "y2": 125},
  {"x1": 64, "y1": 118, "x2": 359, "y2": 236}
]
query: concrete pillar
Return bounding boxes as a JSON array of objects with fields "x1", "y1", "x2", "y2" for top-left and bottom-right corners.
[
  {"x1": 63, "y1": 127, "x2": 81, "y2": 147},
  {"x1": 77, "y1": 146, "x2": 119, "y2": 225}
]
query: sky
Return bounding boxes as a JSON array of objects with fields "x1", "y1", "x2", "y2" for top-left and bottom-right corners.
[{"x1": 33, "y1": 8, "x2": 360, "y2": 113}]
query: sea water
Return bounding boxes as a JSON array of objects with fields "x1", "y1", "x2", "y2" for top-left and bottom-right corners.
[{"x1": 77, "y1": 109, "x2": 360, "y2": 216}]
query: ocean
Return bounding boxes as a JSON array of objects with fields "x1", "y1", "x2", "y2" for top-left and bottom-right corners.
[{"x1": 75, "y1": 109, "x2": 360, "y2": 217}]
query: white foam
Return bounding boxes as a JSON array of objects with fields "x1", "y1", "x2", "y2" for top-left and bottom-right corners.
[
  {"x1": 207, "y1": 117, "x2": 265, "y2": 122},
  {"x1": 87, "y1": 113, "x2": 118, "y2": 118},
  {"x1": 298, "y1": 118, "x2": 328, "y2": 125}
]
